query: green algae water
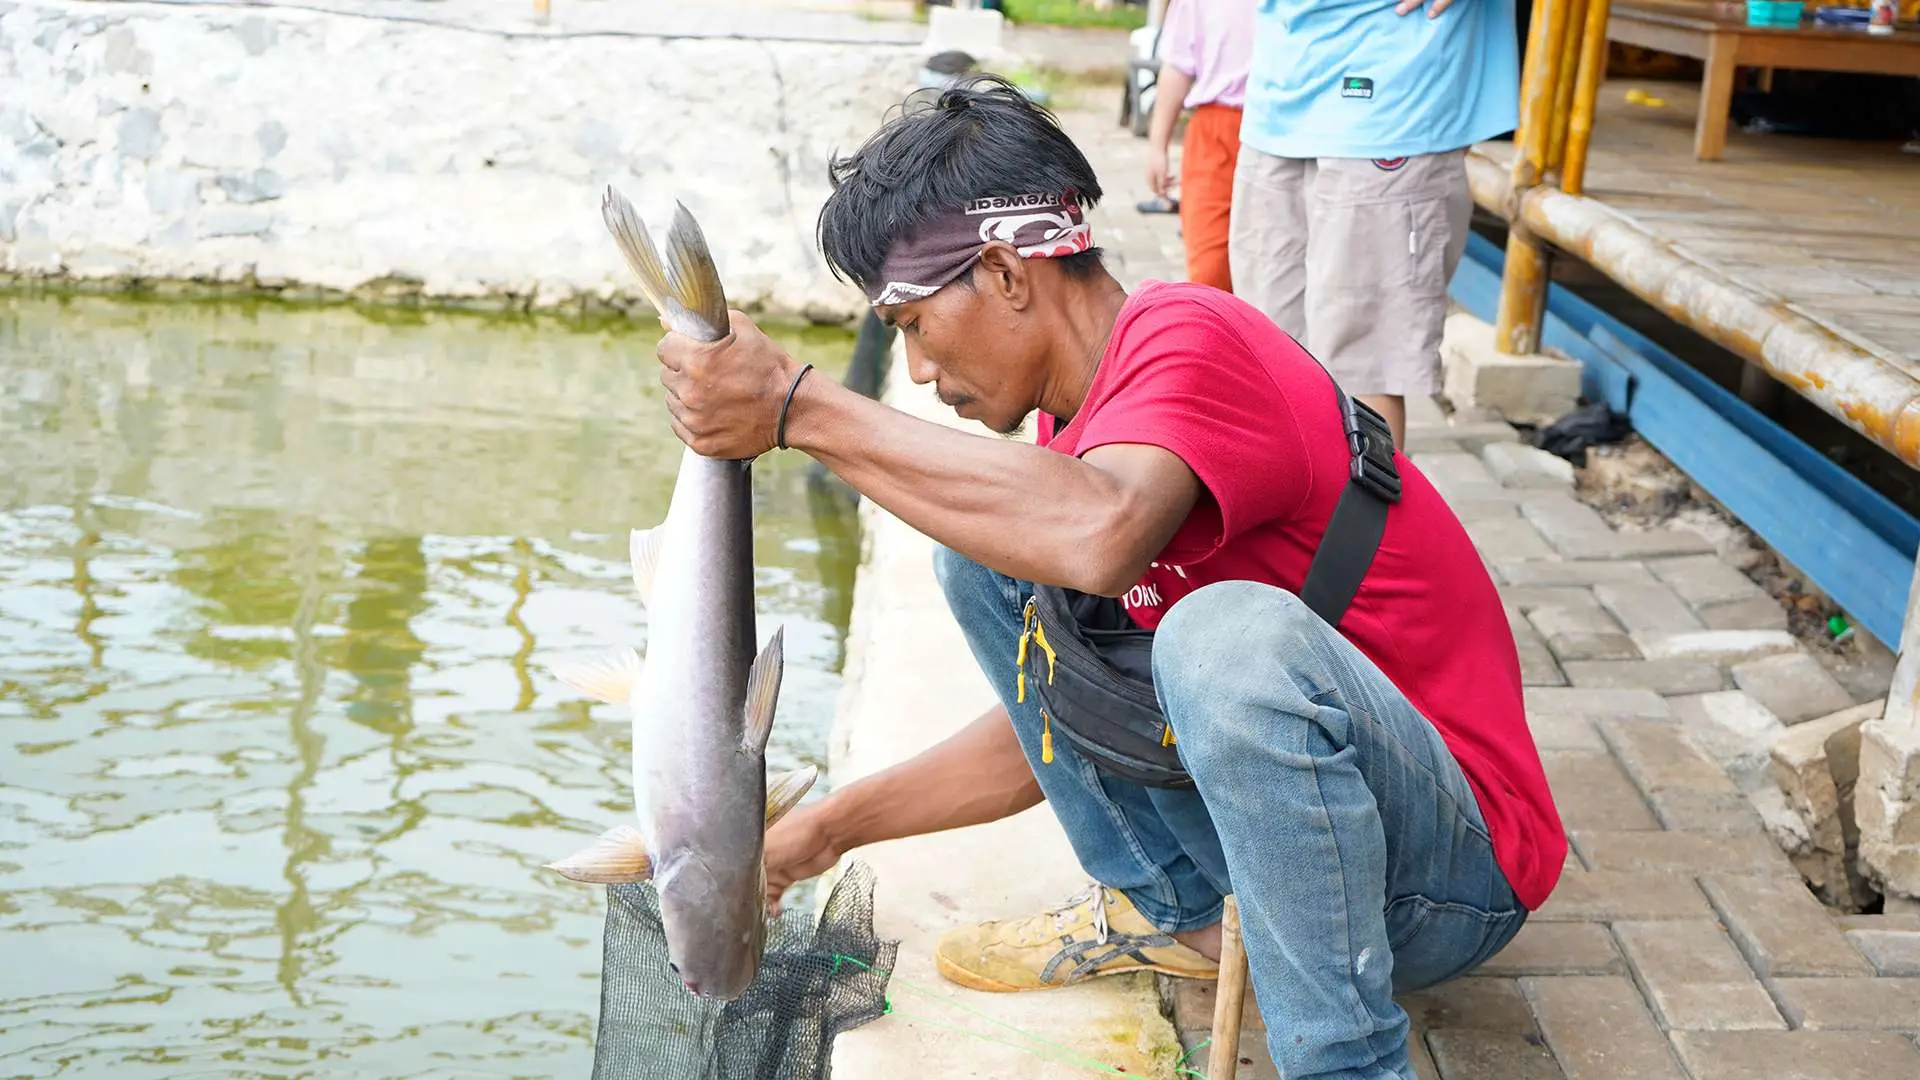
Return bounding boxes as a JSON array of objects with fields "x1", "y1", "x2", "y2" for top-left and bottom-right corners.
[{"x1": 0, "y1": 292, "x2": 861, "y2": 1078}]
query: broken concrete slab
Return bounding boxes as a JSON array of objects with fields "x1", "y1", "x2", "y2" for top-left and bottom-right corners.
[
  {"x1": 1767, "y1": 700, "x2": 1885, "y2": 910},
  {"x1": 1733, "y1": 652, "x2": 1856, "y2": 725},
  {"x1": 1855, "y1": 714, "x2": 1920, "y2": 904},
  {"x1": 1672, "y1": 691, "x2": 1789, "y2": 794}
]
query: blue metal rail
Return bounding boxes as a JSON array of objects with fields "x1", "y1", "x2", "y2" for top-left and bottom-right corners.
[{"x1": 1450, "y1": 231, "x2": 1918, "y2": 649}]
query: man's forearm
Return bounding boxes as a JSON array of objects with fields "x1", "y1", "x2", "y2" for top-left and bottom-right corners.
[
  {"x1": 821, "y1": 703, "x2": 1044, "y2": 855},
  {"x1": 784, "y1": 374, "x2": 1162, "y2": 594},
  {"x1": 1147, "y1": 65, "x2": 1194, "y2": 159}
]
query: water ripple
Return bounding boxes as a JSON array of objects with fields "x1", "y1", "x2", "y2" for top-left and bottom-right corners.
[{"x1": 0, "y1": 293, "x2": 861, "y2": 1076}]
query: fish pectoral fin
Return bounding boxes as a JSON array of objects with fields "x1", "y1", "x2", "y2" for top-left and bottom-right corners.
[
  {"x1": 549, "y1": 646, "x2": 643, "y2": 705},
  {"x1": 741, "y1": 625, "x2": 785, "y2": 754},
  {"x1": 629, "y1": 526, "x2": 665, "y2": 608},
  {"x1": 764, "y1": 764, "x2": 819, "y2": 826},
  {"x1": 546, "y1": 825, "x2": 654, "y2": 884}
]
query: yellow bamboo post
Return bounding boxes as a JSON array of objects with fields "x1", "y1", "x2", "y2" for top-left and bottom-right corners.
[
  {"x1": 1495, "y1": 0, "x2": 1574, "y2": 355},
  {"x1": 1206, "y1": 896, "x2": 1249, "y2": 1080},
  {"x1": 1547, "y1": 0, "x2": 1590, "y2": 171},
  {"x1": 1563, "y1": 0, "x2": 1615, "y2": 196},
  {"x1": 1508, "y1": 0, "x2": 1569, "y2": 190}
]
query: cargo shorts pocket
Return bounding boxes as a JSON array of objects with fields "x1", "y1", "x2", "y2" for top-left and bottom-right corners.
[{"x1": 1306, "y1": 155, "x2": 1464, "y2": 296}]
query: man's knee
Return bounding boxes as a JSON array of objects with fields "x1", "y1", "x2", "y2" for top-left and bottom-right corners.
[
  {"x1": 931, "y1": 544, "x2": 1021, "y2": 623},
  {"x1": 1151, "y1": 580, "x2": 1328, "y2": 709}
]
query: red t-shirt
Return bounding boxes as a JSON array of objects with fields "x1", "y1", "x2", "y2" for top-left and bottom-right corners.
[{"x1": 1038, "y1": 281, "x2": 1565, "y2": 911}]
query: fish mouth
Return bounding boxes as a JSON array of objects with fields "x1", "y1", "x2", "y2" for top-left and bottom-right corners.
[{"x1": 670, "y1": 964, "x2": 701, "y2": 997}]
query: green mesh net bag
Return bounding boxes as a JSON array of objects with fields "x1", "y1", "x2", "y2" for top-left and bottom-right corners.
[{"x1": 589, "y1": 860, "x2": 897, "y2": 1080}]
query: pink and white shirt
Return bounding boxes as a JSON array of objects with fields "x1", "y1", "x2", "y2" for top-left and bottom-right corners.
[{"x1": 1158, "y1": 0, "x2": 1257, "y2": 110}]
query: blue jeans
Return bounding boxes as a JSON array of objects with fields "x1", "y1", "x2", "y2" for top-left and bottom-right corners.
[{"x1": 932, "y1": 546, "x2": 1526, "y2": 1080}]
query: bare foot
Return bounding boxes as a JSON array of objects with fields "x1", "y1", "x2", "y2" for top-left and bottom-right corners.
[{"x1": 1175, "y1": 922, "x2": 1222, "y2": 963}]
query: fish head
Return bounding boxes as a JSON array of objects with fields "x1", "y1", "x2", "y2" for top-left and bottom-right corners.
[{"x1": 656, "y1": 851, "x2": 766, "y2": 1001}]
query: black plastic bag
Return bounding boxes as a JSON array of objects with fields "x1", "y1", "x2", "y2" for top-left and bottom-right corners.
[{"x1": 1531, "y1": 400, "x2": 1631, "y2": 467}]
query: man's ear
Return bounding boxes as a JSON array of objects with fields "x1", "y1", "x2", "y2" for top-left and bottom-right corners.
[{"x1": 975, "y1": 242, "x2": 1033, "y2": 311}]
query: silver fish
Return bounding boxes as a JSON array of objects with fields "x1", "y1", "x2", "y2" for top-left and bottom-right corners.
[{"x1": 545, "y1": 185, "x2": 815, "y2": 1002}]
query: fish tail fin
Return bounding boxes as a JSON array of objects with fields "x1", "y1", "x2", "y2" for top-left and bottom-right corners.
[
  {"x1": 741, "y1": 625, "x2": 785, "y2": 754},
  {"x1": 764, "y1": 764, "x2": 819, "y2": 826},
  {"x1": 600, "y1": 185, "x2": 677, "y2": 319},
  {"x1": 549, "y1": 646, "x2": 642, "y2": 705},
  {"x1": 663, "y1": 200, "x2": 731, "y2": 336},
  {"x1": 600, "y1": 185, "x2": 729, "y2": 342},
  {"x1": 546, "y1": 824, "x2": 654, "y2": 884}
]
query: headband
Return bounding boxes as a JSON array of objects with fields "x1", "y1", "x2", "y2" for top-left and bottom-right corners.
[{"x1": 864, "y1": 190, "x2": 1093, "y2": 307}]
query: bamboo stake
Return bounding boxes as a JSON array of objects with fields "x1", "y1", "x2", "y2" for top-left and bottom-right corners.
[
  {"x1": 1563, "y1": 0, "x2": 1615, "y2": 196},
  {"x1": 1547, "y1": 0, "x2": 1590, "y2": 171},
  {"x1": 1206, "y1": 895, "x2": 1248, "y2": 1080},
  {"x1": 1507, "y1": 0, "x2": 1569, "y2": 190},
  {"x1": 1496, "y1": 0, "x2": 1574, "y2": 354}
]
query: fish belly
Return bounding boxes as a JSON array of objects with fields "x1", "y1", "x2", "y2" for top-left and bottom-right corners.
[{"x1": 632, "y1": 450, "x2": 764, "y2": 886}]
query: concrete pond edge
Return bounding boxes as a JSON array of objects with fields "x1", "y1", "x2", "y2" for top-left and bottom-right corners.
[{"x1": 813, "y1": 334, "x2": 1187, "y2": 1077}]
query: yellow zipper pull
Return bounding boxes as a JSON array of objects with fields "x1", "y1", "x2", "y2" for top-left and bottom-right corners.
[
  {"x1": 1032, "y1": 619, "x2": 1057, "y2": 682},
  {"x1": 1015, "y1": 600, "x2": 1034, "y2": 702},
  {"x1": 1161, "y1": 725, "x2": 1177, "y2": 747},
  {"x1": 1040, "y1": 708, "x2": 1054, "y2": 764}
]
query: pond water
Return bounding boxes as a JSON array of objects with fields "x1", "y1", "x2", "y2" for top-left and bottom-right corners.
[{"x1": 0, "y1": 293, "x2": 861, "y2": 1078}]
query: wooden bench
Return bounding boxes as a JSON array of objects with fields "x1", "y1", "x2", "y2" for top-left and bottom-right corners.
[{"x1": 1607, "y1": 1, "x2": 1920, "y2": 159}]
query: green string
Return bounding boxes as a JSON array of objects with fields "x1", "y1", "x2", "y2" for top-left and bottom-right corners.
[
  {"x1": 830, "y1": 952, "x2": 1196, "y2": 1077},
  {"x1": 1174, "y1": 1036, "x2": 1213, "y2": 1078}
]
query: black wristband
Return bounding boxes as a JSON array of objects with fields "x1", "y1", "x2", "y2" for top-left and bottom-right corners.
[{"x1": 775, "y1": 363, "x2": 814, "y2": 451}]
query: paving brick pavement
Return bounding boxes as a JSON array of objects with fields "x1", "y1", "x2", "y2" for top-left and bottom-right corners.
[{"x1": 1032, "y1": 80, "x2": 1920, "y2": 1080}]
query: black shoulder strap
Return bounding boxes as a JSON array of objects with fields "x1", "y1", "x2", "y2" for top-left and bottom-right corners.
[{"x1": 1297, "y1": 382, "x2": 1402, "y2": 629}]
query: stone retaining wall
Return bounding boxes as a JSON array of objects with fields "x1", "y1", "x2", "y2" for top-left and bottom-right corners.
[{"x1": 0, "y1": 0, "x2": 921, "y2": 321}]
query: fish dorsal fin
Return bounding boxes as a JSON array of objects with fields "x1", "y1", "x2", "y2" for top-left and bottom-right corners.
[
  {"x1": 741, "y1": 626, "x2": 785, "y2": 754},
  {"x1": 764, "y1": 764, "x2": 819, "y2": 825},
  {"x1": 545, "y1": 825, "x2": 653, "y2": 885},
  {"x1": 630, "y1": 526, "x2": 664, "y2": 608},
  {"x1": 550, "y1": 646, "x2": 642, "y2": 705}
]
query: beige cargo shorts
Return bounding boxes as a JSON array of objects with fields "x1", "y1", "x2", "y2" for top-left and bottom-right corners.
[{"x1": 1227, "y1": 147, "x2": 1474, "y2": 398}]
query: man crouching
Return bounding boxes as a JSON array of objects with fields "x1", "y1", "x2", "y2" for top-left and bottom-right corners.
[{"x1": 652, "y1": 74, "x2": 1565, "y2": 1080}]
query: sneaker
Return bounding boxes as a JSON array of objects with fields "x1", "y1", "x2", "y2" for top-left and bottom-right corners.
[{"x1": 932, "y1": 882, "x2": 1220, "y2": 993}]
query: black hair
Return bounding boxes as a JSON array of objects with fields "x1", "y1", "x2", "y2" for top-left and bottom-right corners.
[{"x1": 815, "y1": 73, "x2": 1106, "y2": 294}]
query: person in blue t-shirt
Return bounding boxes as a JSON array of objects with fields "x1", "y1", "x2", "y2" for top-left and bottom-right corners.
[{"x1": 1228, "y1": 0, "x2": 1519, "y2": 448}]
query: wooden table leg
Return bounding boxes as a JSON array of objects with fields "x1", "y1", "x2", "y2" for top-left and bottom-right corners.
[
  {"x1": 1206, "y1": 895, "x2": 1250, "y2": 1079},
  {"x1": 1695, "y1": 34, "x2": 1739, "y2": 160}
]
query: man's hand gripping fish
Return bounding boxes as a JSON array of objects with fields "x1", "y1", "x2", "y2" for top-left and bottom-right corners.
[{"x1": 544, "y1": 186, "x2": 818, "y2": 1002}]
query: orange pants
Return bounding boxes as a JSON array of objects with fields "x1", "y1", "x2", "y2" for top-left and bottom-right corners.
[{"x1": 1179, "y1": 104, "x2": 1241, "y2": 293}]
